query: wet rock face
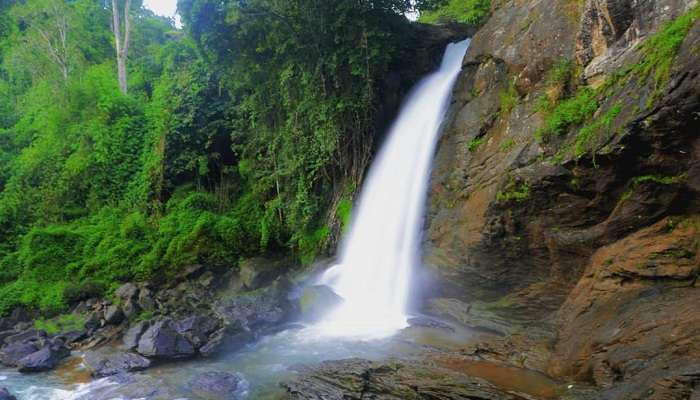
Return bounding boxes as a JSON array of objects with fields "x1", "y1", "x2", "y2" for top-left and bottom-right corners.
[
  {"x1": 423, "y1": 0, "x2": 700, "y2": 398},
  {"x1": 577, "y1": 0, "x2": 697, "y2": 80},
  {"x1": 549, "y1": 218, "x2": 700, "y2": 397},
  {"x1": 282, "y1": 358, "x2": 551, "y2": 400}
]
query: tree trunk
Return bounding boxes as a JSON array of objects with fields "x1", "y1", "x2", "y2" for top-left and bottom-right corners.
[{"x1": 111, "y1": 0, "x2": 131, "y2": 95}]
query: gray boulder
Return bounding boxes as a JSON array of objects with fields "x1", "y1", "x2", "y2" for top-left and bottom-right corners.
[
  {"x1": 239, "y1": 256, "x2": 287, "y2": 290},
  {"x1": 122, "y1": 299, "x2": 140, "y2": 319},
  {"x1": 122, "y1": 321, "x2": 149, "y2": 350},
  {"x1": 136, "y1": 319, "x2": 194, "y2": 358},
  {"x1": 174, "y1": 315, "x2": 219, "y2": 349},
  {"x1": 16, "y1": 343, "x2": 70, "y2": 372},
  {"x1": 115, "y1": 283, "x2": 139, "y2": 301},
  {"x1": 84, "y1": 349, "x2": 151, "y2": 377},
  {"x1": 138, "y1": 288, "x2": 156, "y2": 311},
  {"x1": 0, "y1": 341, "x2": 39, "y2": 367}
]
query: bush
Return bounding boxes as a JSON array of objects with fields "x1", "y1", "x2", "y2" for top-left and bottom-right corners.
[
  {"x1": 419, "y1": 0, "x2": 492, "y2": 25},
  {"x1": 63, "y1": 280, "x2": 106, "y2": 305}
]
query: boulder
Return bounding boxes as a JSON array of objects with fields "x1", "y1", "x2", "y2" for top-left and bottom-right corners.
[
  {"x1": 187, "y1": 371, "x2": 244, "y2": 399},
  {"x1": 137, "y1": 288, "x2": 156, "y2": 311},
  {"x1": 114, "y1": 283, "x2": 139, "y2": 301},
  {"x1": 215, "y1": 278, "x2": 294, "y2": 331},
  {"x1": 238, "y1": 256, "x2": 287, "y2": 290},
  {"x1": 83, "y1": 349, "x2": 152, "y2": 377},
  {"x1": 122, "y1": 321, "x2": 149, "y2": 350},
  {"x1": 136, "y1": 319, "x2": 195, "y2": 358},
  {"x1": 84, "y1": 311, "x2": 102, "y2": 332},
  {"x1": 16, "y1": 343, "x2": 70, "y2": 372},
  {"x1": 122, "y1": 299, "x2": 140, "y2": 319},
  {"x1": 173, "y1": 315, "x2": 219, "y2": 349},
  {"x1": 0, "y1": 388, "x2": 17, "y2": 400},
  {"x1": 298, "y1": 285, "x2": 343, "y2": 322},
  {"x1": 0, "y1": 341, "x2": 39, "y2": 367},
  {"x1": 104, "y1": 305, "x2": 125, "y2": 325},
  {"x1": 198, "y1": 327, "x2": 254, "y2": 358}
]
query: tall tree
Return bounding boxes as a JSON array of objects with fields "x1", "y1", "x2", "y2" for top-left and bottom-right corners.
[
  {"x1": 111, "y1": 0, "x2": 131, "y2": 94},
  {"x1": 10, "y1": 0, "x2": 77, "y2": 83}
]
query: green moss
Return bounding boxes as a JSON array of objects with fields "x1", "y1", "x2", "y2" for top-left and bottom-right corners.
[
  {"x1": 500, "y1": 138, "x2": 515, "y2": 152},
  {"x1": 336, "y1": 198, "x2": 352, "y2": 232},
  {"x1": 546, "y1": 59, "x2": 576, "y2": 87},
  {"x1": 499, "y1": 79, "x2": 519, "y2": 116},
  {"x1": 419, "y1": 0, "x2": 492, "y2": 25},
  {"x1": 619, "y1": 174, "x2": 687, "y2": 204},
  {"x1": 574, "y1": 103, "x2": 622, "y2": 157},
  {"x1": 468, "y1": 137, "x2": 486, "y2": 152},
  {"x1": 295, "y1": 225, "x2": 329, "y2": 266},
  {"x1": 632, "y1": 5, "x2": 700, "y2": 96},
  {"x1": 537, "y1": 87, "x2": 599, "y2": 139},
  {"x1": 496, "y1": 182, "x2": 531, "y2": 203}
]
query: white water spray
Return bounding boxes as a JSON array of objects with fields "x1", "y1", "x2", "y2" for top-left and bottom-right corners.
[{"x1": 318, "y1": 39, "x2": 471, "y2": 338}]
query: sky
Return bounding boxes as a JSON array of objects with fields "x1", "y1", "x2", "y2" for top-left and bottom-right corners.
[{"x1": 143, "y1": 0, "x2": 181, "y2": 26}]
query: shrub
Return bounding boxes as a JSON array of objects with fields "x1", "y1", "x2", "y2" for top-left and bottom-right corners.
[
  {"x1": 419, "y1": 0, "x2": 492, "y2": 25},
  {"x1": 63, "y1": 280, "x2": 106, "y2": 305}
]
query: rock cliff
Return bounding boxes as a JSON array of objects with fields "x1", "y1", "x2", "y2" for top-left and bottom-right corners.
[{"x1": 423, "y1": 0, "x2": 700, "y2": 398}]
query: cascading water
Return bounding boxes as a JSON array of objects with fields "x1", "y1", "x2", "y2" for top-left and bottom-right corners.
[{"x1": 318, "y1": 39, "x2": 471, "y2": 338}]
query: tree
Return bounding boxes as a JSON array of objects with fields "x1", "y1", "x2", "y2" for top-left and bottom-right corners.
[
  {"x1": 11, "y1": 0, "x2": 77, "y2": 83},
  {"x1": 111, "y1": 0, "x2": 132, "y2": 94}
]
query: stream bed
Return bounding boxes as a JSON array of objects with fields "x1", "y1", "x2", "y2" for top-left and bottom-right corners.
[{"x1": 0, "y1": 326, "x2": 417, "y2": 399}]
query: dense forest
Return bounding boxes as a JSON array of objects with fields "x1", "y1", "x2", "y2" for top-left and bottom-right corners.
[{"x1": 0, "y1": 0, "x2": 489, "y2": 317}]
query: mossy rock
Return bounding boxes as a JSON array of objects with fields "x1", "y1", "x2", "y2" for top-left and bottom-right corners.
[{"x1": 299, "y1": 285, "x2": 343, "y2": 322}]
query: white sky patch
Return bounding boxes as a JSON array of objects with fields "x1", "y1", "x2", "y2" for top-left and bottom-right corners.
[{"x1": 143, "y1": 0, "x2": 181, "y2": 28}]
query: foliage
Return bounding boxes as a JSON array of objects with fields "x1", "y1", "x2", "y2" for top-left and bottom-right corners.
[
  {"x1": 468, "y1": 137, "x2": 486, "y2": 152},
  {"x1": 500, "y1": 138, "x2": 515, "y2": 152},
  {"x1": 619, "y1": 174, "x2": 687, "y2": 203},
  {"x1": 632, "y1": 5, "x2": 700, "y2": 95},
  {"x1": 537, "y1": 87, "x2": 598, "y2": 139},
  {"x1": 419, "y1": 0, "x2": 491, "y2": 25},
  {"x1": 496, "y1": 182, "x2": 530, "y2": 203},
  {"x1": 35, "y1": 313, "x2": 86, "y2": 334},
  {"x1": 575, "y1": 103, "x2": 622, "y2": 158},
  {"x1": 0, "y1": 0, "x2": 446, "y2": 316},
  {"x1": 499, "y1": 79, "x2": 519, "y2": 116}
]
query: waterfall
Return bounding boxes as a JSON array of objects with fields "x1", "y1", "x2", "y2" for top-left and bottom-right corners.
[{"x1": 317, "y1": 39, "x2": 471, "y2": 338}]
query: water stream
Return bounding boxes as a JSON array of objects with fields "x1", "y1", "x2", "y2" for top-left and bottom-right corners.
[{"x1": 1, "y1": 39, "x2": 472, "y2": 399}]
